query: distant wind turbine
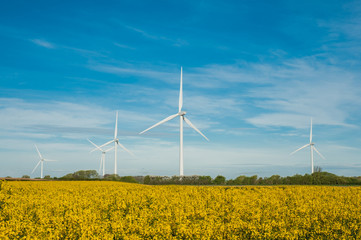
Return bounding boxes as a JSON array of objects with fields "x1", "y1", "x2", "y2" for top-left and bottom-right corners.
[
  {"x1": 88, "y1": 139, "x2": 114, "y2": 177},
  {"x1": 31, "y1": 144, "x2": 56, "y2": 179},
  {"x1": 139, "y1": 67, "x2": 209, "y2": 176},
  {"x1": 290, "y1": 118, "x2": 325, "y2": 173},
  {"x1": 96, "y1": 111, "x2": 134, "y2": 175}
]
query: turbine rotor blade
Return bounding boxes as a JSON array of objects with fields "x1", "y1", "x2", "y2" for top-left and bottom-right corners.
[
  {"x1": 290, "y1": 144, "x2": 310, "y2": 155},
  {"x1": 97, "y1": 139, "x2": 115, "y2": 150},
  {"x1": 179, "y1": 67, "x2": 183, "y2": 112},
  {"x1": 88, "y1": 139, "x2": 104, "y2": 152},
  {"x1": 139, "y1": 113, "x2": 179, "y2": 135},
  {"x1": 313, "y1": 146, "x2": 326, "y2": 159},
  {"x1": 35, "y1": 144, "x2": 43, "y2": 159},
  {"x1": 117, "y1": 142, "x2": 135, "y2": 157},
  {"x1": 43, "y1": 159, "x2": 57, "y2": 162},
  {"x1": 105, "y1": 146, "x2": 115, "y2": 152},
  {"x1": 31, "y1": 160, "x2": 41, "y2": 174},
  {"x1": 183, "y1": 116, "x2": 209, "y2": 141}
]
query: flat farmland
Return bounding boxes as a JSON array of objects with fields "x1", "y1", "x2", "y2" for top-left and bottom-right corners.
[{"x1": 1, "y1": 181, "x2": 360, "y2": 239}]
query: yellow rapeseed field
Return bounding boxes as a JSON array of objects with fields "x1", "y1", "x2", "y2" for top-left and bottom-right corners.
[{"x1": 1, "y1": 181, "x2": 361, "y2": 239}]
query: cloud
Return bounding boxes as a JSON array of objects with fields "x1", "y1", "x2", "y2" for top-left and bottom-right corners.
[
  {"x1": 88, "y1": 64, "x2": 177, "y2": 83},
  {"x1": 124, "y1": 24, "x2": 188, "y2": 47},
  {"x1": 30, "y1": 39, "x2": 55, "y2": 48},
  {"x1": 0, "y1": 98, "x2": 153, "y2": 141},
  {"x1": 244, "y1": 58, "x2": 361, "y2": 128},
  {"x1": 114, "y1": 42, "x2": 136, "y2": 50}
]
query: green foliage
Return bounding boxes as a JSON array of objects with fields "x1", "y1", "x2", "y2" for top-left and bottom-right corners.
[
  {"x1": 118, "y1": 176, "x2": 138, "y2": 183},
  {"x1": 143, "y1": 175, "x2": 214, "y2": 185},
  {"x1": 43, "y1": 175, "x2": 51, "y2": 180},
  {"x1": 55, "y1": 170, "x2": 361, "y2": 186},
  {"x1": 103, "y1": 174, "x2": 138, "y2": 183},
  {"x1": 60, "y1": 170, "x2": 99, "y2": 180},
  {"x1": 144, "y1": 175, "x2": 151, "y2": 184},
  {"x1": 213, "y1": 175, "x2": 226, "y2": 185},
  {"x1": 21, "y1": 175, "x2": 30, "y2": 179}
]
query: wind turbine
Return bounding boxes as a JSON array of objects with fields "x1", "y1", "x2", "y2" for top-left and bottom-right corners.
[
  {"x1": 139, "y1": 67, "x2": 209, "y2": 176},
  {"x1": 88, "y1": 139, "x2": 114, "y2": 177},
  {"x1": 290, "y1": 118, "x2": 325, "y2": 173},
  {"x1": 31, "y1": 144, "x2": 56, "y2": 179},
  {"x1": 96, "y1": 111, "x2": 134, "y2": 175}
]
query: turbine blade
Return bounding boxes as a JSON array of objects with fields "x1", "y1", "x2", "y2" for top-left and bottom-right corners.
[
  {"x1": 31, "y1": 160, "x2": 41, "y2": 174},
  {"x1": 179, "y1": 67, "x2": 183, "y2": 112},
  {"x1": 313, "y1": 146, "x2": 326, "y2": 159},
  {"x1": 183, "y1": 116, "x2": 209, "y2": 141},
  {"x1": 117, "y1": 142, "x2": 135, "y2": 157},
  {"x1": 43, "y1": 159, "x2": 57, "y2": 162},
  {"x1": 34, "y1": 144, "x2": 43, "y2": 159},
  {"x1": 114, "y1": 111, "x2": 118, "y2": 139},
  {"x1": 290, "y1": 144, "x2": 310, "y2": 155},
  {"x1": 97, "y1": 139, "x2": 115, "y2": 150},
  {"x1": 105, "y1": 146, "x2": 115, "y2": 152},
  {"x1": 310, "y1": 118, "x2": 313, "y2": 143},
  {"x1": 139, "y1": 113, "x2": 179, "y2": 134},
  {"x1": 87, "y1": 139, "x2": 103, "y2": 152}
]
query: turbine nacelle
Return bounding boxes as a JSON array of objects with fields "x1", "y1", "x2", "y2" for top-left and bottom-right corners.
[{"x1": 178, "y1": 111, "x2": 186, "y2": 116}]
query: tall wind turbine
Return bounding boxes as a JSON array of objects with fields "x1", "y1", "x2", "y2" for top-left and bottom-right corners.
[
  {"x1": 290, "y1": 118, "x2": 325, "y2": 173},
  {"x1": 96, "y1": 111, "x2": 134, "y2": 175},
  {"x1": 31, "y1": 144, "x2": 56, "y2": 179},
  {"x1": 139, "y1": 67, "x2": 209, "y2": 176},
  {"x1": 88, "y1": 139, "x2": 114, "y2": 177}
]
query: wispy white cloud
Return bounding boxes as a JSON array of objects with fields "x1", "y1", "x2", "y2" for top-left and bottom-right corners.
[
  {"x1": 0, "y1": 98, "x2": 153, "y2": 141},
  {"x1": 113, "y1": 42, "x2": 136, "y2": 50},
  {"x1": 30, "y1": 39, "x2": 55, "y2": 48},
  {"x1": 245, "y1": 58, "x2": 361, "y2": 128},
  {"x1": 123, "y1": 24, "x2": 188, "y2": 47},
  {"x1": 88, "y1": 64, "x2": 177, "y2": 83}
]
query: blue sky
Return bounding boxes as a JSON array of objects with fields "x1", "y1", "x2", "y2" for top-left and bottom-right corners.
[{"x1": 1, "y1": 0, "x2": 361, "y2": 178}]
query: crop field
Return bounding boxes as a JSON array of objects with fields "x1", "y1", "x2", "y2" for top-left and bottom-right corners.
[{"x1": 1, "y1": 181, "x2": 361, "y2": 239}]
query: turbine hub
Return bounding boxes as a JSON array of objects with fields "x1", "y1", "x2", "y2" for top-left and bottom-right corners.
[
  {"x1": 310, "y1": 142, "x2": 314, "y2": 146},
  {"x1": 178, "y1": 111, "x2": 186, "y2": 116}
]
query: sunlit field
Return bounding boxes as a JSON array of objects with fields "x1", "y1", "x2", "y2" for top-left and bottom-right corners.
[{"x1": 1, "y1": 181, "x2": 361, "y2": 239}]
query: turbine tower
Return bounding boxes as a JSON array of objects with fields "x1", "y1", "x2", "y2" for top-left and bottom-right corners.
[
  {"x1": 290, "y1": 118, "x2": 325, "y2": 173},
  {"x1": 139, "y1": 67, "x2": 209, "y2": 176},
  {"x1": 96, "y1": 111, "x2": 134, "y2": 175},
  {"x1": 31, "y1": 144, "x2": 56, "y2": 179},
  {"x1": 88, "y1": 139, "x2": 114, "y2": 177}
]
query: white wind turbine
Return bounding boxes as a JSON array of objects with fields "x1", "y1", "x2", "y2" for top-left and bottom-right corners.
[
  {"x1": 290, "y1": 118, "x2": 325, "y2": 173},
  {"x1": 31, "y1": 144, "x2": 56, "y2": 179},
  {"x1": 139, "y1": 67, "x2": 209, "y2": 176},
  {"x1": 88, "y1": 139, "x2": 114, "y2": 177},
  {"x1": 96, "y1": 111, "x2": 134, "y2": 175}
]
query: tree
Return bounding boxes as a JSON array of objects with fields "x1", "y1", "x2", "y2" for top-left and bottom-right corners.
[
  {"x1": 60, "y1": 170, "x2": 99, "y2": 180},
  {"x1": 213, "y1": 175, "x2": 226, "y2": 185},
  {"x1": 144, "y1": 175, "x2": 151, "y2": 184},
  {"x1": 119, "y1": 176, "x2": 138, "y2": 183},
  {"x1": 22, "y1": 175, "x2": 30, "y2": 179},
  {"x1": 198, "y1": 176, "x2": 212, "y2": 185},
  {"x1": 44, "y1": 175, "x2": 51, "y2": 180}
]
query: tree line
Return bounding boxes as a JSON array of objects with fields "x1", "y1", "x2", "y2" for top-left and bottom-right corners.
[{"x1": 8, "y1": 170, "x2": 360, "y2": 186}]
